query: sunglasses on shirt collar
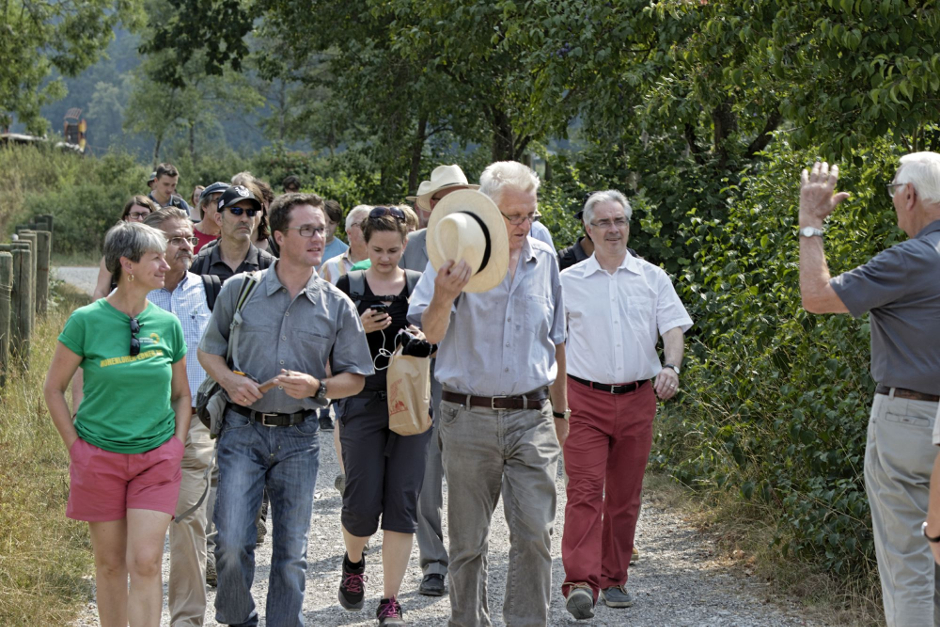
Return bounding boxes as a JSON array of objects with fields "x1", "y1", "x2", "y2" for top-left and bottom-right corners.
[{"x1": 129, "y1": 317, "x2": 141, "y2": 357}]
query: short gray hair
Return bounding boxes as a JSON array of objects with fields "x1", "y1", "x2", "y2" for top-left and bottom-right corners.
[
  {"x1": 346, "y1": 205, "x2": 372, "y2": 230},
  {"x1": 582, "y1": 190, "x2": 632, "y2": 225},
  {"x1": 897, "y1": 152, "x2": 940, "y2": 204},
  {"x1": 479, "y1": 161, "x2": 540, "y2": 204},
  {"x1": 143, "y1": 207, "x2": 190, "y2": 231},
  {"x1": 104, "y1": 222, "x2": 167, "y2": 283}
]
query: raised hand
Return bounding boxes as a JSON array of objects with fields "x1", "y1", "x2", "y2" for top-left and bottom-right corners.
[{"x1": 800, "y1": 161, "x2": 851, "y2": 226}]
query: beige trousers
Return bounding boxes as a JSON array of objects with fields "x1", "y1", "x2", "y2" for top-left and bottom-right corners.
[
  {"x1": 866, "y1": 392, "x2": 940, "y2": 627},
  {"x1": 168, "y1": 419, "x2": 215, "y2": 626}
]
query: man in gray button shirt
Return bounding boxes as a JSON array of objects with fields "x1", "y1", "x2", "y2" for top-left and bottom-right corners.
[
  {"x1": 799, "y1": 155, "x2": 940, "y2": 627},
  {"x1": 408, "y1": 161, "x2": 567, "y2": 627},
  {"x1": 198, "y1": 192, "x2": 373, "y2": 627}
]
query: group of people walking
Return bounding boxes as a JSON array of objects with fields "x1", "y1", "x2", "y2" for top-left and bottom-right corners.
[{"x1": 45, "y1": 159, "x2": 693, "y2": 626}]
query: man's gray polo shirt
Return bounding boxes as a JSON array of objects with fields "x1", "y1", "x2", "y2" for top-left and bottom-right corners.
[
  {"x1": 831, "y1": 219, "x2": 940, "y2": 395},
  {"x1": 407, "y1": 237, "x2": 566, "y2": 397},
  {"x1": 199, "y1": 263, "x2": 373, "y2": 413}
]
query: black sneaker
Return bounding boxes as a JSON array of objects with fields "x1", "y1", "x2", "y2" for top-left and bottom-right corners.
[
  {"x1": 418, "y1": 573, "x2": 446, "y2": 597},
  {"x1": 376, "y1": 596, "x2": 405, "y2": 626},
  {"x1": 319, "y1": 415, "x2": 334, "y2": 430},
  {"x1": 339, "y1": 553, "x2": 366, "y2": 611}
]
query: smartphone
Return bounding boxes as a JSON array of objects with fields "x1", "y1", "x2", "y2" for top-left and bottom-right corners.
[{"x1": 370, "y1": 303, "x2": 390, "y2": 315}]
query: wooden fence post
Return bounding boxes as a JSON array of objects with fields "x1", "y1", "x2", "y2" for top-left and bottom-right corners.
[
  {"x1": 0, "y1": 252, "x2": 12, "y2": 386},
  {"x1": 9, "y1": 244, "x2": 32, "y2": 369},
  {"x1": 17, "y1": 232, "x2": 38, "y2": 329},
  {"x1": 33, "y1": 231, "x2": 51, "y2": 317}
]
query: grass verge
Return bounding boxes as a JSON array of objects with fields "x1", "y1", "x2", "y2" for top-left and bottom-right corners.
[
  {"x1": 645, "y1": 471, "x2": 884, "y2": 626},
  {"x1": 0, "y1": 282, "x2": 93, "y2": 625}
]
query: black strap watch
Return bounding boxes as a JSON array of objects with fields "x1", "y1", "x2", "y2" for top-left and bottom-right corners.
[
  {"x1": 314, "y1": 379, "x2": 328, "y2": 401},
  {"x1": 663, "y1": 363, "x2": 681, "y2": 375},
  {"x1": 923, "y1": 522, "x2": 940, "y2": 543}
]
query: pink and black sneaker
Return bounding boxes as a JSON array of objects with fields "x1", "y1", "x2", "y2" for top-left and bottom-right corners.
[
  {"x1": 338, "y1": 553, "x2": 366, "y2": 611},
  {"x1": 376, "y1": 596, "x2": 405, "y2": 626}
]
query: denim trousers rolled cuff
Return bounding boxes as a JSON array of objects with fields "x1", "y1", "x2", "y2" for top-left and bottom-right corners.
[
  {"x1": 864, "y1": 393, "x2": 940, "y2": 627},
  {"x1": 439, "y1": 398, "x2": 560, "y2": 627},
  {"x1": 168, "y1": 419, "x2": 215, "y2": 626},
  {"x1": 561, "y1": 379, "x2": 656, "y2": 601},
  {"x1": 340, "y1": 392, "x2": 432, "y2": 538},
  {"x1": 213, "y1": 408, "x2": 320, "y2": 627}
]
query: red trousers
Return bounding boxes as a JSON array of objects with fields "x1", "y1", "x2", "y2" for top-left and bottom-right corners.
[{"x1": 561, "y1": 377, "x2": 656, "y2": 600}]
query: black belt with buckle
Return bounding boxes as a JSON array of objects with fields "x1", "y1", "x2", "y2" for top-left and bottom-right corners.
[
  {"x1": 569, "y1": 374, "x2": 648, "y2": 395},
  {"x1": 875, "y1": 385, "x2": 940, "y2": 403},
  {"x1": 442, "y1": 388, "x2": 550, "y2": 410},
  {"x1": 230, "y1": 404, "x2": 308, "y2": 427}
]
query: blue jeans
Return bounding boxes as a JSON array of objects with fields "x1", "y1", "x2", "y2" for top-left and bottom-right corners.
[{"x1": 213, "y1": 407, "x2": 320, "y2": 627}]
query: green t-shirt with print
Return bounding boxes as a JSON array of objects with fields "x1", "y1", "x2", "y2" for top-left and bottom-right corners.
[{"x1": 59, "y1": 299, "x2": 187, "y2": 454}]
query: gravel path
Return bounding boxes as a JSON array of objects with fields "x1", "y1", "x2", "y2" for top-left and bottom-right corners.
[
  {"x1": 55, "y1": 266, "x2": 99, "y2": 297},
  {"x1": 57, "y1": 266, "x2": 819, "y2": 626}
]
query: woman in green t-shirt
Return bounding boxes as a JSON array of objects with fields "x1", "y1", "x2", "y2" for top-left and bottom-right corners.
[{"x1": 44, "y1": 221, "x2": 191, "y2": 627}]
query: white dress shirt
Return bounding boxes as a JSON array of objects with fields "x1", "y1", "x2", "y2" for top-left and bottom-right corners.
[
  {"x1": 148, "y1": 272, "x2": 211, "y2": 398},
  {"x1": 561, "y1": 253, "x2": 692, "y2": 384}
]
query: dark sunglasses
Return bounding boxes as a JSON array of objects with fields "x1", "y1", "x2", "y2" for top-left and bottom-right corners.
[
  {"x1": 369, "y1": 206, "x2": 406, "y2": 222},
  {"x1": 226, "y1": 206, "x2": 259, "y2": 217},
  {"x1": 129, "y1": 317, "x2": 141, "y2": 357}
]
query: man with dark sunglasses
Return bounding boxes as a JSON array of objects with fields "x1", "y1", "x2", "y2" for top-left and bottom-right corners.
[{"x1": 190, "y1": 185, "x2": 275, "y2": 283}]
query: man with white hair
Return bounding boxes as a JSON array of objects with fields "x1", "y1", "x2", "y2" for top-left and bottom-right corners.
[
  {"x1": 559, "y1": 191, "x2": 691, "y2": 619},
  {"x1": 319, "y1": 204, "x2": 371, "y2": 285},
  {"x1": 801, "y1": 155, "x2": 940, "y2": 627},
  {"x1": 408, "y1": 160, "x2": 567, "y2": 626}
]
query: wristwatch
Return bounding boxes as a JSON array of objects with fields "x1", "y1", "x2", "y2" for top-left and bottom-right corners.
[
  {"x1": 799, "y1": 226, "x2": 825, "y2": 238},
  {"x1": 314, "y1": 379, "x2": 328, "y2": 401},
  {"x1": 923, "y1": 521, "x2": 940, "y2": 543},
  {"x1": 552, "y1": 409, "x2": 572, "y2": 421},
  {"x1": 663, "y1": 364, "x2": 681, "y2": 375}
]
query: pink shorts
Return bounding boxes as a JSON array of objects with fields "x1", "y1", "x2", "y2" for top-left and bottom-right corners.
[{"x1": 67, "y1": 436, "x2": 184, "y2": 522}]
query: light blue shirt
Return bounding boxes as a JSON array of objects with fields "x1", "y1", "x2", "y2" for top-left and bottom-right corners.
[
  {"x1": 319, "y1": 237, "x2": 349, "y2": 268},
  {"x1": 148, "y1": 272, "x2": 211, "y2": 399},
  {"x1": 529, "y1": 221, "x2": 556, "y2": 252},
  {"x1": 408, "y1": 238, "x2": 566, "y2": 396}
]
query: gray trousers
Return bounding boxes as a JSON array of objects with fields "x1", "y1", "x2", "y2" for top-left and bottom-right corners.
[
  {"x1": 439, "y1": 398, "x2": 560, "y2": 627},
  {"x1": 417, "y1": 375, "x2": 447, "y2": 576},
  {"x1": 865, "y1": 392, "x2": 940, "y2": 627}
]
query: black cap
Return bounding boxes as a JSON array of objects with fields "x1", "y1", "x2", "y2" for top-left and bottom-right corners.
[
  {"x1": 217, "y1": 185, "x2": 262, "y2": 212},
  {"x1": 199, "y1": 181, "x2": 230, "y2": 203}
]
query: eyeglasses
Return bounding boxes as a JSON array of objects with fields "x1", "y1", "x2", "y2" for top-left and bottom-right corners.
[
  {"x1": 166, "y1": 236, "x2": 199, "y2": 247},
  {"x1": 499, "y1": 211, "x2": 537, "y2": 226},
  {"x1": 886, "y1": 182, "x2": 907, "y2": 198},
  {"x1": 369, "y1": 206, "x2": 406, "y2": 222},
  {"x1": 285, "y1": 225, "x2": 326, "y2": 238},
  {"x1": 590, "y1": 218, "x2": 628, "y2": 229},
  {"x1": 226, "y1": 206, "x2": 260, "y2": 217},
  {"x1": 129, "y1": 317, "x2": 141, "y2": 357},
  {"x1": 128, "y1": 211, "x2": 150, "y2": 221}
]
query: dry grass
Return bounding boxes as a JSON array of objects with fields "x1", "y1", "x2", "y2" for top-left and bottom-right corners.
[
  {"x1": 644, "y1": 472, "x2": 885, "y2": 626},
  {"x1": 0, "y1": 282, "x2": 93, "y2": 626}
]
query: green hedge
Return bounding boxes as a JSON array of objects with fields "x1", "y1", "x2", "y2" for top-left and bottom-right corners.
[{"x1": 653, "y1": 136, "x2": 905, "y2": 577}]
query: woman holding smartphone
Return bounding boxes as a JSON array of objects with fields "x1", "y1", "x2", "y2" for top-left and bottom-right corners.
[{"x1": 335, "y1": 206, "x2": 434, "y2": 625}]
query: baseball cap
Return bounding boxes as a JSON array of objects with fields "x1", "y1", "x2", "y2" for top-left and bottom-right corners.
[
  {"x1": 217, "y1": 185, "x2": 262, "y2": 212},
  {"x1": 200, "y1": 181, "x2": 230, "y2": 204}
]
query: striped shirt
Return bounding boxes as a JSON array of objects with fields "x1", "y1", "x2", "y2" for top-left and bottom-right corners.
[{"x1": 148, "y1": 272, "x2": 211, "y2": 398}]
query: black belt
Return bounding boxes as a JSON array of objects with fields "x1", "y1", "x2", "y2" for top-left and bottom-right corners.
[
  {"x1": 442, "y1": 388, "x2": 549, "y2": 410},
  {"x1": 875, "y1": 385, "x2": 940, "y2": 403},
  {"x1": 569, "y1": 375, "x2": 648, "y2": 395},
  {"x1": 230, "y1": 404, "x2": 308, "y2": 427}
]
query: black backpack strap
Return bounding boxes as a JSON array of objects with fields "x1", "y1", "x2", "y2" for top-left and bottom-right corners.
[
  {"x1": 404, "y1": 269, "x2": 420, "y2": 297},
  {"x1": 202, "y1": 274, "x2": 222, "y2": 311},
  {"x1": 347, "y1": 270, "x2": 367, "y2": 308}
]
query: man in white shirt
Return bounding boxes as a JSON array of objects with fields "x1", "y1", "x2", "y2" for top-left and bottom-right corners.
[{"x1": 559, "y1": 190, "x2": 692, "y2": 620}]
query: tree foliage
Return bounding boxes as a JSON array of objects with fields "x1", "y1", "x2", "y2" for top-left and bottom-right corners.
[{"x1": 1, "y1": 0, "x2": 143, "y2": 133}]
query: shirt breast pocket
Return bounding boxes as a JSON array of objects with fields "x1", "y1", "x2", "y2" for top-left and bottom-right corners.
[
  {"x1": 524, "y1": 293, "x2": 552, "y2": 338},
  {"x1": 296, "y1": 330, "x2": 331, "y2": 363}
]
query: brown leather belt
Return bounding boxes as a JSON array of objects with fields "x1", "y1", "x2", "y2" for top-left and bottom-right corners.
[
  {"x1": 875, "y1": 385, "x2": 940, "y2": 403},
  {"x1": 230, "y1": 404, "x2": 309, "y2": 426},
  {"x1": 569, "y1": 375, "x2": 648, "y2": 395},
  {"x1": 442, "y1": 388, "x2": 550, "y2": 410}
]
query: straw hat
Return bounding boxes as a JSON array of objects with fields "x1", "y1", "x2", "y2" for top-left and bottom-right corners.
[
  {"x1": 410, "y1": 165, "x2": 479, "y2": 211},
  {"x1": 426, "y1": 189, "x2": 509, "y2": 293}
]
